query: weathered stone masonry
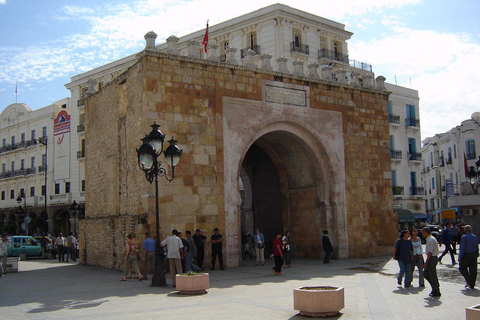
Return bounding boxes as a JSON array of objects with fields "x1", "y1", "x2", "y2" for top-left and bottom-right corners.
[{"x1": 81, "y1": 51, "x2": 397, "y2": 270}]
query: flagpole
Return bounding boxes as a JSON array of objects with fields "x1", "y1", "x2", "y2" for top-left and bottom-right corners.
[{"x1": 15, "y1": 81, "x2": 17, "y2": 103}]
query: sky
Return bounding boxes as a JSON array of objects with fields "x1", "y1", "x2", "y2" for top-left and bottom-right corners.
[{"x1": 0, "y1": 0, "x2": 479, "y2": 139}]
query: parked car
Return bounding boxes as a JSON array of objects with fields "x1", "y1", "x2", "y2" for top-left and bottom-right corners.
[
  {"x1": 7, "y1": 236, "x2": 42, "y2": 257},
  {"x1": 33, "y1": 236, "x2": 53, "y2": 253},
  {"x1": 426, "y1": 225, "x2": 442, "y2": 241}
]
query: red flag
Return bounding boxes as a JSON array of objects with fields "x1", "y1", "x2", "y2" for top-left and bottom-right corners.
[
  {"x1": 202, "y1": 21, "x2": 209, "y2": 53},
  {"x1": 464, "y1": 153, "x2": 469, "y2": 177}
]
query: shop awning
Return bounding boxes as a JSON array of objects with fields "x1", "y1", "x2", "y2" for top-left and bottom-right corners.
[
  {"x1": 413, "y1": 213, "x2": 428, "y2": 220},
  {"x1": 394, "y1": 209, "x2": 416, "y2": 222}
]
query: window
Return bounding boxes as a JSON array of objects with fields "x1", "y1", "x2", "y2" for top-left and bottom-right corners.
[
  {"x1": 410, "y1": 172, "x2": 417, "y2": 188},
  {"x1": 11, "y1": 161, "x2": 14, "y2": 171},
  {"x1": 79, "y1": 113, "x2": 85, "y2": 126},
  {"x1": 406, "y1": 104, "x2": 416, "y2": 119},
  {"x1": 20, "y1": 159, "x2": 25, "y2": 170},
  {"x1": 425, "y1": 200, "x2": 428, "y2": 211},
  {"x1": 466, "y1": 139, "x2": 476, "y2": 160},
  {"x1": 447, "y1": 147, "x2": 452, "y2": 161},
  {"x1": 389, "y1": 135, "x2": 394, "y2": 150},
  {"x1": 408, "y1": 138, "x2": 417, "y2": 154},
  {"x1": 54, "y1": 183, "x2": 60, "y2": 194},
  {"x1": 430, "y1": 152, "x2": 433, "y2": 167},
  {"x1": 10, "y1": 190, "x2": 14, "y2": 199},
  {"x1": 1, "y1": 163, "x2": 5, "y2": 173},
  {"x1": 293, "y1": 29, "x2": 301, "y2": 47},
  {"x1": 247, "y1": 31, "x2": 257, "y2": 49},
  {"x1": 454, "y1": 144, "x2": 457, "y2": 158},
  {"x1": 431, "y1": 177, "x2": 435, "y2": 189},
  {"x1": 21, "y1": 132, "x2": 25, "y2": 143},
  {"x1": 31, "y1": 157, "x2": 35, "y2": 169},
  {"x1": 455, "y1": 172, "x2": 459, "y2": 185},
  {"x1": 42, "y1": 126, "x2": 47, "y2": 137},
  {"x1": 42, "y1": 154, "x2": 46, "y2": 166},
  {"x1": 31, "y1": 129, "x2": 36, "y2": 140},
  {"x1": 333, "y1": 41, "x2": 341, "y2": 60},
  {"x1": 81, "y1": 180, "x2": 86, "y2": 192},
  {"x1": 388, "y1": 101, "x2": 392, "y2": 115},
  {"x1": 20, "y1": 188, "x2": 24, "y2": 198},
  {"x1": 11, "y1": 136, "x2": 15, "y2": 145},
  {"x1": 30, "y1": 186, "x2": 35, "y2": 197},
  {"x1": 42, "y1": 185, "x2": 46, "y2": 196},
  {"x1": 391, "y1": 171, "x2": 397, "y2": 186},
  {"x1": 430, "y1": 198, "x2": 435, "y2": 210},
  {"x1": 2, "y1": 139, "x2": 5, "y2": 147},
  {"x1": 320, "y1": 37, "x2": 327, "y2": 50},
  {"x1": 65, "y1": 182, "x2": 70, "y2": 193},
  {"x1": 1, "y1": 191, "x2": 5, "y2": 200}
]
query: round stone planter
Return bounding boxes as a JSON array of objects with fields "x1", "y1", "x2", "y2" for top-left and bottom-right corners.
[
  {"x1": 466, "y1": 304, "x2": 480, "y2": 320},
  {"x1": 293, "y1": 286, "x2": 345, "y2": 318},
  {"x1": 175, "y1": 273, "x2": 209, "y2": 295}
]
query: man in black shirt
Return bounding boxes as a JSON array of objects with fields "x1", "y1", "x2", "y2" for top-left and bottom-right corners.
[
  {"x1": 193, "y1": 229, "x2": 206, "y2": 270},
  {"x1": 211, "y1": 228, "x2": 224, "y2": 270},
  {"x1": 178, "y1": 232, "x2": 189, "y2": 273}
]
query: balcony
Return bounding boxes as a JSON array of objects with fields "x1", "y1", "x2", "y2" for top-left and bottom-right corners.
[
  {"x1": 318, "y1": 49, "x2": 348, "y2": 64},
  {"x1": 77, "y1": 124, "x2": 85, "y2": 133},
  {"x1": 388, "y1": 114, "x2": 400, "y2": 125},
  {"x1": 410, "y1": 187, "x2": 425, "y2": 196},
  {"x1": 408, "y1": 153, "x2": 422, "y2": 161},
  {"x1": 0, "y1": 167, "x2": 37, "y2": 180},
  {"x1": 406, "y1": 118, "x2": 420, "y2": 128},
  {"x1": 38, "y1": 165, "x2": 46, "y2": 173},
  {"x1": 240, "y1": 45, "x2": 261, "y2": 59},
  {"x1": 349, "y1": 59, "x2": 373, "y2": 72},
  {"x1": 77, "y1": 150, "x2": 85, "y2": 159},
  {"x1": 0, "y1": 139, "x2": 38, "y2": 155},
  {"x1": 392, "y1": 186, "x2": 404, "y2": 196},
  {"x1": 390, "y1": 150, "x2": 402, "y2": 160},
  {"x1": 290, "y1": 42, "x2": 309, "y2": 55},
  {"x1": 77, "y1": 99, "x2": 85, "y2": 107}
]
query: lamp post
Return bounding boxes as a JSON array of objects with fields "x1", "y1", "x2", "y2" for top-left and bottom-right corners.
[
  {"x1": 70, "y1": 200, "x2": 77, "y2": 235},
  {"x1": 16, "y1": 190, "x2": 27, "y2": 235},
  {"x1": 467, "y1": 157, "x2": 480, "y2": 194},
  {"x1": 136, "y1": 122, "x2": 182, "y2": 287},
  {"x1": 36, "y1": 136, "x2": 48, "y2": 232}
]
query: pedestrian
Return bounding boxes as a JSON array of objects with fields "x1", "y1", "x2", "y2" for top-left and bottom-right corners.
[
  {"x1": 393, "y1": 230, "x2": 413, "y2": 288},
  {"x1": 253, "y1": 228, "x2": 265, "y2": 266},
  {"x1": 409, "y1": 227, "x2": 425, "y2": 287},
  {"x1": 161, "y1": 229, "x2": 184, "y2": 287},
  {"x1": 322, "y1": 230, "x2": 333, "y2": 264},
  {"x1": 211, "y1": 228, "x2": 224, "y2": 270},
  {"x1": 120, "y1": 232, "x2": 143, "y2": 281},
  {"x1": 439, "y1": 222, "x2": 456, "y2": 265},
  {"x1": 272, "y1": 233, "x2": 284, "y2": 275},
  {"x1": 451, "y1": 223, "x2": 460, "y2": 254},
  {"x1": 422, "y1": 227, "x2": 441, "y2": 297},
  {"x1": 458, "y1": 225, "x2": 479, "y2": 290},
  {"x1": 192, "y1": 229, "x2": 206, "y2": 270},
  {"x1": 39, "y1": 235, "x2": 48, "y2": 259},
  {"x1": 282, "y1": 231, "x2": 292, "y2": 268},
  {"x1": 56, "y1": 233, "x2": 66, "y2": 262},
  {"x1": 66, "y1": 233, "x2": 76, "y2": 262},
  {"x1": 142, "y1": 232, "x2": 155, "y2": 280},
  {"x1": 185, "y1": 231, "x2": 201, "y2": 272},
  {"x1": 178, "y1": 232, "x2": 189, "y2": 272},
  {"x1": 0, "y1": 234, "x2": 9, "y2": 275}
]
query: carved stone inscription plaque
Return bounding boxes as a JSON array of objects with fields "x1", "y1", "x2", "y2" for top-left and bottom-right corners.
[{"x1": 264, "y1": 84, "x2": 307, "y2": 107}]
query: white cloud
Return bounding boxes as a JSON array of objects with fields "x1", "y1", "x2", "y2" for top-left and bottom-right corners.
[
  {"x1": 349, "y1": 28, "x2": 480, "y2": 139},
  {"x1": 0, "y1": 0, "x2": 7, "y2": 5}
]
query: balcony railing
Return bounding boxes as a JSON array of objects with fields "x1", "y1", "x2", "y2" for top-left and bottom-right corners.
[
  {"x1": 388, "y1": 114, "x2": 400, "y2": 124},
  {"x1": 77, "y1": 150, "x2": 85, "y2": 159},
  {"x1": 408, "y1": 153, "x2": 422, "y2": 161},
  {"x1": 406, "y1": 118, "x2": 420, "y2": 128},
  {"x1": 349, "y1": 59, "x2": 373, "y2": 72},
  {"x1": 410, "y1": 187, "x2": 425, "y2": 196},
  {"x1": 390, "y1": 150, "x2": 402, "y2": 160},
  {"x1": 77, "y1": 99, "x2": 85, "y2": 107},
  {"x1": 240, "y1": 45, "x2": 261, "y2": 59},
  {"x1": 77, "y1": 124, "x2": 85, "y2": 133},
  {"x1": 392, "y1": 186, "x2": 404, "y2": 195},
  {"x1": 0, "y1": 139, "x2": 38, "y2": 155},
  {"x1": 0, "y1": 167, "x2": 37, "y2": 179},
  {"x1": 290, "y1": 42, "x2": 309, "y2": 55},
  {"x1": 318, "y1": 49, "x2": 348, "y2": 64},
  {"x1": 38, "y1": 165, "x2": 46, "y2": 173}
]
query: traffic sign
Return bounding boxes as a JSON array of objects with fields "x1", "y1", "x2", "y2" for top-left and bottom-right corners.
[
  {"x1": 21, "y1": 223, "x2": 27, "y2": 230},
  {"x1": 24, "y1": 217, "x2": 31, "y2": 224}
]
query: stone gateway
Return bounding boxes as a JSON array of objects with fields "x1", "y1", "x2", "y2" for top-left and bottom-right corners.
[{"x1": 81, "y1": 50, "x2": 397, "y2": 270}]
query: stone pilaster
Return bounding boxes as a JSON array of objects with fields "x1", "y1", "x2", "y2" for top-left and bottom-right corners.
[
  {"x1": 376, "y1": 76, "x2": 386, "y2": 90},
  {"x1": 187, "y1": 40, "x2": 200, "y2": 58},
  {"x1": 293, "y1": 59, "x2": 304, "y2": 76},
  {"x1": 166, "y1": 35, "x2": 179, "y2": 55},
  {"x1": 350, "y1": 71, "x2": 360, "y2": 86},
  {"x1": 225, "y1": 47, "x2": 238, "y2": 64},
  {"x1": 363, "y1": 74, "x2": 374, "y2": 88},
  {"x1": 144, "y1": 31, "x2": 157, "y2": 51},
  {"x1": 276, "y1": 57, "x2": 289, "y2": 73},
  {"x1": 336, "y1": 69, "x2": 347, "y2": 84},
  {"x1": 260, "y1": 53, "x2": 273, "y2": 71},
  {"x1": 321, "y1": 65, "x2": 333, "y2": 81},
  {"x1": 243, "y1": 49, "x2": 256, "y2": 68},
  {"x1": 307, "y1": 62, "x2": 320, "y2": 79},
  {"x1": 207, "y1": 43, "x2": 219, "y2": 61}
]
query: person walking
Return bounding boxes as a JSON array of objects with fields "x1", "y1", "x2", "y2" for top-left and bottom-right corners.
[
  {"x1": 211, "y1": 228, "x2": 224, "y2": 270},
  {"x1": 439, "y1": 222, "x2": 456, "y2": 265},
  {"x1": 120, "y1": 232, "x2": 143, "y2": 282},
  {"x1": 161, "y1": 229, "x2": 184, "y2": 287},
  {"x1": 56, "y1": 233, "x2": 66, "y2": 262},
  {"x1": 39, "y1": 235, "x2": 48, "y2": 259},
  {"x1": 178, "y1": 232, "x2": 189, "y2": 273},
  {"x1": 451, "y1": 223, "x2": 460, "y2": 254},
  {"x1": 192, "y1": 229, "x2": 206, "y2": 270},
  {"x1": 322, "y1": 230, "x2": 334, "y2": 264},
  {"x1": 185, "y1": 231, "x2": 201, "y2": 272},
  {"x1": 66, "y1": 233, "x2": 76, "y2": 262},
  {"x1": 142, "y1": 232, "x2": 155, "y2": 280},
  {"x1": 409, "y1": 227, "x2": 425, "y2": 287},
  {"x1": 272, "y1": 233, "x2": 284, "y2": 275},
  {"x1": 0, "y1": 234, "x2": 9, "y2": 275},
  {"x1": 422, "y1": 227, "x2": 441, "y2": 297},
  {"x1": 393, "y1": 230, "x2": 413, "y2": 288},
  {"x1": 458, "y1": 225, "x2": 479, "y2": 290},
  {"x1": 253, "y1": 228, "x2": 265, "y2": 266},
  {"x1": 282, "y1": 231, "x2": 292, "y2": 268}
]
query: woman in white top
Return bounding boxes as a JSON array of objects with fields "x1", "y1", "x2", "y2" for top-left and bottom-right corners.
[{"x1": 409, "y1": 227, "x2": 425, "y2": 287}]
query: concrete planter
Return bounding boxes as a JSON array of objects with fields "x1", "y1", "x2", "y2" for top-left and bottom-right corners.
[
  {"x1": 293, "y1": 286, "x2": 344, "y2": 318},
  {"x1": 466, "y1": 304, "x2": 480, "y2": 320},
  {"x1": 175, "y1": 273, "x2": 209, "y2": 295}
]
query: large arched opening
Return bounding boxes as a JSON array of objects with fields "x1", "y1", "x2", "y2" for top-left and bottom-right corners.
[{"x1": 53, "y1": 209, "x2": 70, "y2": 236}]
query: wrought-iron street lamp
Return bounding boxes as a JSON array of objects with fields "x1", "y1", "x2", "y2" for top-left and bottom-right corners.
[
  {"x1": 467, "y1": 157, "x2": 480, "y2": 194},
  {"x1": 136, "y1": 122, "x2": 182, "y2": 287},
  {"x1": 17, "y1": 190, "x2": 27, "y2": 235},
  {"x1": 70, "y1": 200, "x2": 78, "y2": 235},
  {"x1": 36, "y1": 136, "x2": 48, "y2": 231}
]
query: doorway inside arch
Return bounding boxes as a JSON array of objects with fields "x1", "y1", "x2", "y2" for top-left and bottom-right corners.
[{"x1": 53, "y1": 210, "x2": 70, "y2": 236}]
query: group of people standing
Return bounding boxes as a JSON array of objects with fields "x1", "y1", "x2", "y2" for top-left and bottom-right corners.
[{"x1": 394, "y1": 223, "x2": 479, "y2": 298}]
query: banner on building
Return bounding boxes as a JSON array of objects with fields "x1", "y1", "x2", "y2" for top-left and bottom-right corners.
[
  {"x1": 54, "y1": 110, "x2": 70, "y2": 180},
  {"x1": 446, "y1": 179, "x2": 454, "y2": 198}
]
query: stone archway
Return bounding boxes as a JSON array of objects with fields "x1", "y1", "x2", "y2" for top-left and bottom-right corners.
[
  {"x1": 53, "y1": 210, "x2": 70, "y2": 236},
  {"x1": 223, "y1": 95, "x2": 348, "y2": 267}
]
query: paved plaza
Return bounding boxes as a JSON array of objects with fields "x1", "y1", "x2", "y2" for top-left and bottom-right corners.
[{"x1": 0, "y1": 253, "x2": 478, "y2": 320}]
